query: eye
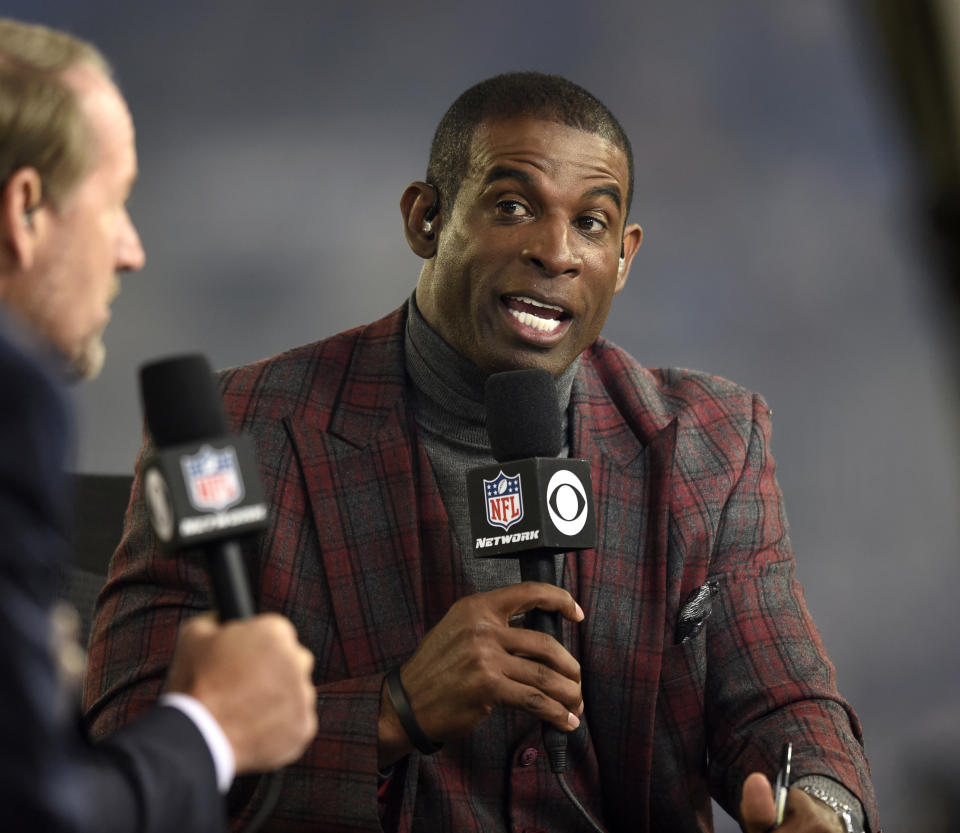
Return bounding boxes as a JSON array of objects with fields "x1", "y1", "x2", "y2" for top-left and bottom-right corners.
[
  {"x1": 576, "y1": 214, "x2": 608, "y2": 233},
  {"x1": 496, "y1": 199, "x2": 532, "y2": 218}
]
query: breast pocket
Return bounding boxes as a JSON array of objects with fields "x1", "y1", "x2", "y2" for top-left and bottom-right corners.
[{"x1": 657, "y1": 584, "x2": 712, "y2": 776}]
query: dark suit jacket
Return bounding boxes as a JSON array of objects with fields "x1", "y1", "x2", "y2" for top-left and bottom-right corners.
[
  {"x1": 0, "y1": 314, "x2": 225, "y2": 833},
  {"x1": 85, "y1": 303, "x2": 878, "y2": 832}
]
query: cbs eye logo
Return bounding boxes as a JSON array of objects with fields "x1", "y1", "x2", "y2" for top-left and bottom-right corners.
[{"x1": 546, "y1": 469, "x2": 589, "y2": 536}]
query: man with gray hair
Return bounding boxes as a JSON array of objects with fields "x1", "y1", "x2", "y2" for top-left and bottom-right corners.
[{"x1": 0, "y1": 18, "x2": 318, "y2": 832}]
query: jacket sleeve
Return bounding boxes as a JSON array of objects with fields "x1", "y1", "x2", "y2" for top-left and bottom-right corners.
[
  {"x1": 81, "y1": 706, "x2": 226, "y2": 833},
  {"x1": 702, "y1": 394, "x2": 879, "y2": 830}
]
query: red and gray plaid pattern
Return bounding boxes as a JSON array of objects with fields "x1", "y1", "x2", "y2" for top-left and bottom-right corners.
[{"x1": 84, "y1": 304, "x2": 877, "y2": 832}]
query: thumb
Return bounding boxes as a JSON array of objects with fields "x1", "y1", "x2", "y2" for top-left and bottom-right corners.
[
  {"x1": 179, "y1": 612, "x2": 218, "y2": 638},
  {"x1": 740, "y1": 771, "x2": 777, "y2": 833},
  {"x1": 166, "y1": 614, "x2": 218, "y2": 688}
]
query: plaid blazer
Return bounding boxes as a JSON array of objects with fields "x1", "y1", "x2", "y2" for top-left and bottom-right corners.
[{"x1": 84, "y1": 303, "x2": 878, "y2": 832}]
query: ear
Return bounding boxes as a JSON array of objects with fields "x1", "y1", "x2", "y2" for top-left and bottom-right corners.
[
  {"x1": 400, "y1": 181, "x2": 441, "y2": 259},
  {"x1": 0, "y1": 167, "x2": 45, "y2": 273},
  {"x1": 614, "y1": 222, "x2": 643, "y2": 293}
]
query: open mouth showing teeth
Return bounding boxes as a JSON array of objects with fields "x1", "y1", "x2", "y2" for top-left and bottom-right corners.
[{"x1": 503, "y1": 295, "x2": 569, "y2": 333}]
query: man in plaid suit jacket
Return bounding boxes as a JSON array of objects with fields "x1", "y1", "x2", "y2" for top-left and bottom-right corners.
[{"x1": 85, "y1": 73, "x2": 878, "y2": 832}]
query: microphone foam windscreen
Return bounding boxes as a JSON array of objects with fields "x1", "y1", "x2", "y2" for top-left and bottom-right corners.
[
  {"x1": 140, "y1": 354, "x2": 228, "y2": 446},
  {"x1": 485, "y1": 369, "x2": 562, "y2": 461}
]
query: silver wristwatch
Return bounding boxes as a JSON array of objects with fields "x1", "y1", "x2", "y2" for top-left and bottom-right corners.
[{"x1": 798, "y1": 785, "x2": 861, "y2": 833}]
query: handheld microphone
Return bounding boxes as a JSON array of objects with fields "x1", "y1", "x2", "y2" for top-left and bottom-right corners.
[
  {"x1": 139, "y1": 354, "x2": 268, "y2": 621},
  {"x1": 467, "y1": 368, "x2": 597, "y2": 772},
  {"x1": 467, "y1": 370, "x2": 596, "y2": 566}
]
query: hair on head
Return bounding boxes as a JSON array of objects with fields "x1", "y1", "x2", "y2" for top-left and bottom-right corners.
[
  {"x1": 426, "y1": 71, "x2": 633, "y2": 222},
  {"x1": 0, "y1": 18, "x2": 112, "y2": 207}
]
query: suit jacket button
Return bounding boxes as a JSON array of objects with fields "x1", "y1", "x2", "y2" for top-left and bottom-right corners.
[{"x1": 519, "y1": 747, "x2": 538, "y2": 766}]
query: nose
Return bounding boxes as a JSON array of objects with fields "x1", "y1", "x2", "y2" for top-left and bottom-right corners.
[
  {"x1": 117, "y1": 210, "x2": 146, "y2": 273},
  {"x1": 521, "y1": 216, "x2": 581, "y2": 278}
]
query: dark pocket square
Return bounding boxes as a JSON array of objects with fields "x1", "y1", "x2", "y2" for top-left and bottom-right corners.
[{"x1": 675, "y1": 580, "x2": 720, "y2": 644}]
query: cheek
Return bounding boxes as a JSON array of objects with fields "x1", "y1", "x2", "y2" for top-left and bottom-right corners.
[
  {"x1": 433, "y1": 249, "x2": 480, "y2": 306},
  {"x1": 578, "y1": 279, "x2": 618, "y2": 332},
  {"x1": 88, "y1": 219, "x2": 120, "y2": 284},
  {"x1": 69, "y1": 225, "x2": 117, "y2": 321}
]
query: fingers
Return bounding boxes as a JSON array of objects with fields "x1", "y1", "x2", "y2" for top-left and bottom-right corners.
[
  {"x1": 498, "y1": 624, "x2": 581, "y2": 689},
  {"x1": 298, "y1": 639, "x2": 315, "y2": 678},
  {"x1": 411, "y1": 588, "x2": 584, "y2": 727},
  {"x1": 177, "y1": 612, "x2": 217, "y2": 639},
  {"x1": 377, "y1": 584, "x2": 587, "y2": 764},
  {"x1": 488, "y1": 581, "x2": 585, "y2": 624},
  {"x1": 741, "y1": 774, "x2": 851, "y2": 833},
  {"x1": 167, "y1": 613, "x2": 318, "y2": 773},
  {"x1": 488, "y1": 585, "x2": 585, "y2": 728},
  {"x1": 497, "y1": 646, "x2": 584, "y2": 732},
  {"x1": 739, "y1": 772, "x2": 776, "y2": 833}
]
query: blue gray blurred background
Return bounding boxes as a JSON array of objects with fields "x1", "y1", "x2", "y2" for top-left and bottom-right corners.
[{"x1": 16, "y1": 1, "x2": 960, "y2": 829}]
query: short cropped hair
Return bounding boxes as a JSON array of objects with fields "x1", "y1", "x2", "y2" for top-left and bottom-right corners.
[
  {"x1": 426, "y1": 71, "x2": 634, "y2": 220},
  {"x1": 0, "y1": 18, "x2": 111, "y2": 207}
]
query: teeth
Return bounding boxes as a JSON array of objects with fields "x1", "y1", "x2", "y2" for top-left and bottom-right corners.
[
  {"x1": 511, "y1": 295, "x2": 563, "y2": 312},
  {"x1": 509, "y1": 309, "x2": 562, "y2": 332}
]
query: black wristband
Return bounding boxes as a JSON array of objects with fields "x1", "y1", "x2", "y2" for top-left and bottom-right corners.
[{"x1": 384, "y1": 667, "x2": 443, "y2": 755}]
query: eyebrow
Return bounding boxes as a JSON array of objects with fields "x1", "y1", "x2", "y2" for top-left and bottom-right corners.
[
  {"x1": 583, "y1": 184, "x2": 623, "y2": 213},
  {"x1": 482, "y1": 165, "x2": 533, "y2": 188},
  {"x1": 481, "y1": 166, "x2": 623, "y2": 213}
]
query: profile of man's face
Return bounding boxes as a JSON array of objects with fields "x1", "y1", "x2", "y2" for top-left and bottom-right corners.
[
  {"x1": 17, "y1": 63, "x2": 144, "y2": 379},
  {"x1": 414, "y1": 115, "x2": 640, "y2": 377}
]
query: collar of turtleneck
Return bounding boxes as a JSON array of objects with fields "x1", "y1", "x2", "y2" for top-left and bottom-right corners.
[{"x1": 403, "y1": 292, "x2": 578, "y2": 453}]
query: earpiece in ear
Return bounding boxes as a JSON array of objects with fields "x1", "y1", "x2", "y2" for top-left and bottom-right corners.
[
  {"x1": 421, "y1": 183, "x2": 440, "y2": 238},
  {"x1": 23, "y1": 203, "x2": 40, "y2": 228},
  {"x1": 618, "y1": 240, "x2": 625, "y2": 271}
]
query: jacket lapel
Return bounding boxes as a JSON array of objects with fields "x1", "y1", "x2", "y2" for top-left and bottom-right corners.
[
  {"x1": 569, "y1": 357, "x2": 680, "y2": 832},
  {"x1": 284, "y1": 309, "x2": 450, "y2": 677}
]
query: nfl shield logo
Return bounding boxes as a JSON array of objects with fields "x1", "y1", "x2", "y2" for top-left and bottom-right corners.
[
  {"x1": 180, "y1": 445, "x2": 245, "y2": 512},
  {"x1": 483, "y1": 471, "x2": 523, "y2": 531}
]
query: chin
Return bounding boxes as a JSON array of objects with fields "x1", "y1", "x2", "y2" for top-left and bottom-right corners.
[
  {"x1": 68, "y1": 334, "x2": 107, "y2": 382},
  {"x1": 483, "y1": 350, "x2": 573, "y2": 378}
]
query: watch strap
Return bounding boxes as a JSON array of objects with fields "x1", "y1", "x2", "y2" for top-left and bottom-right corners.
[{"x1": 798, "y1": 784, "x2": 862, "y2": 833}]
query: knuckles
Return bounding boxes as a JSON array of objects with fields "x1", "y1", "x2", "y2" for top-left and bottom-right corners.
[
  {"x1": 521, "y1": 689, "x2": 549, "y2": 714},
  {"x1": 469, "y1": 619, "x2": 496, "y2": 641}
]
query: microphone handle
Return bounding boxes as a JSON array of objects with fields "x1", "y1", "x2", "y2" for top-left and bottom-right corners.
[
  {"x1": 205, "y1": 539, "x2": 256, "y2": 621},
  {"x1": 518, "y1": 551, "x2": 569, "y2": 772},
  {"x1": 519, "y1": 552, "x2": 560, "y2": 639}
]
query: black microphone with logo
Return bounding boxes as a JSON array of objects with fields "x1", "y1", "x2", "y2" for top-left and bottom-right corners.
[
  {"x1": 139, "y1": 354, "x2": 269, "y2": 621},
  {"x1": 138, "y1": 354, "x2": 288, "y2": 833},
  {"x1": 468, "y1": 369, "x2": 607, "y2": 831},
  {"x1": 467, "y1": 369, "x2": 597, "y2": 771}
]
